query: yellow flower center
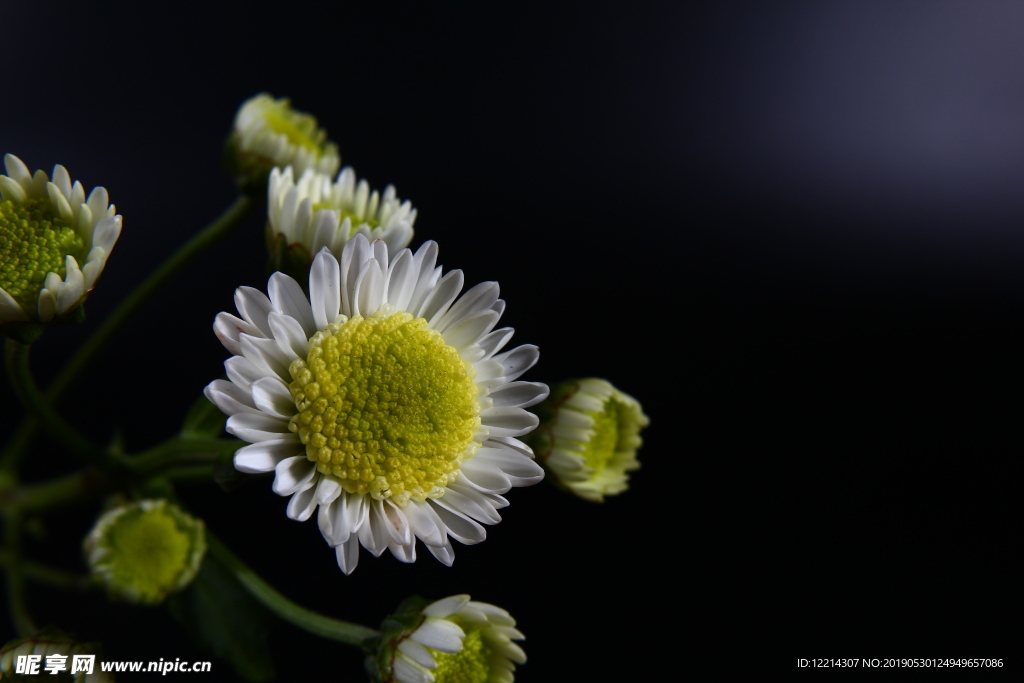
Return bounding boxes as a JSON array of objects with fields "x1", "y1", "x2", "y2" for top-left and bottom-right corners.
[
  {"x1": 287, "y1": 308, "x2": 481, "y2": 506},
  {"x1": 431, "y1": 628, "x2": 491, "y2": 683},
  {"x1": 581, "y1": 397, "x2": 634, "y2": 474},
  {"x1": 0, "y1": 198, "x2": 84, "y2": 307},
  {"x1": 308, "y1": 202, "x2": 381, "y2": 237},
  {"x1": 262, "y1": 103, "x2": 323, "y2": 152},
  {"x1": 105, "y1": 507, "x2": 193, "y2": 604}
]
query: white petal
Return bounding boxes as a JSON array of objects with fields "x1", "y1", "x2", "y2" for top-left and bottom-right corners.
[
  {"x1": 398, "y1": 639, "x2": 437, "y2": 669},
  {"x1": 428, "y1": 500, "x2": 486, "y2": 544},
  {"x1": 267, "y1": 272, "x2": 316, "y2": 337},
  {"x1": 249, "y1": 376, "x2": 296, "y2": 419},
  {"x1": 204, "y1": 379, "x2": 259, "y2": 416},
  {"x1": 335, "y1": 538, "x2": 360, "y2": 575},
  {"x1": 226, "y1": 412, "x2": 292, "y2": 442},
  {"x1": 234, "y1": 439, "x2": 301, "y2": 473},
  {"x1": 437, "y1": 484, "x2": 502, "y2": 525},
  {"x1": 37, "y1": 288, "x2": 57, "y2": 322},
  {"x1": 487, "y1": 381, "x2": 549, "y2": 409},
  {"x1": 3, "y1": 153, "x2": 31, "y2": 187},
  {"x1": 268, "y1": 312, "x2": 309, "y2": 359},
  {"x1": 353, "y1": 258, "x2": 385, "y2": 317},
  {"x1": 286, "y1": 484, "x2": 319, "y2": 521},
  {"x1": 214, "y1": 313, "x2": 261, "y2": 356},
  {"x1": 224, "y1": 355, "x2": 264, "y2": 392},
  {"x1": 403, "y1": 500, "x2": 447, "y2": 546},
  {"x1": 393, "y1": 658, "x2": 432, "y2": 683},
  {"x1": 385, "y1": 249, "x2": 418, "y2": 310},
  {"x1": 272, "y1": 456, "x2": 317, "y2": 496},
  {"x1": 427, "y1": 540, "x2": 455, "y2": 566},
  {"x1": 357, "y1": 500, "x2": 390, "y2": 556},
  {"x1": 419, "y1": 270, "x2": 464, "y2": 324},
  {"x1": 480, "y1": 406, "x2": 539, "y2": 438},
  {"x1": 388, "y1": 539, "x2": 416, "y2": 563},
  {"x1": 0, "y1": 288, "x2": 28, "y2": 322},
  {"x1": 458, "y1": 459, "x2": 512, "y2": 494},
  {"x1": 90, "y1": 215, "x2": 121, "y2": 252},
  {"x1": 435, "y1": 281, "x2": 499, "y2": 332},
  {"x1": 234, "y1": 287, "x2": 274, "y2": 337},
  {"x1": 423, "y1": 594, "x2": 471, "y2": 619},
  {"x1": 411, "y1": 618, "x2": 465, "y2": 653},
  {"x1": 382, "y1": 500, "x2": 413, "y2": 546},
  {"x1": 492, "y1": 344, "x2": 539, "y2": 381},
  {"x1": 442, "y1": 310, "x2": 500, "y2": 349},
  {"x1": 309, "y1": 248, "x2": 341, "y2": 329},
  {"x1": 477, "y1": 328, "x2": 514, "y2": 359},
  {"x1": 0, "y1": 175, "x2": 27, "y2": 203},
  {"x1": 473, "y1": 448, "x2": 545, "y2": 486},
  {"x1": 240, "y1": 335, "x2": 292, "y2": 382}
]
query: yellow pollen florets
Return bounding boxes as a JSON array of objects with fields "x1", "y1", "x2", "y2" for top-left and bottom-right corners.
[
  {"x1": 0, "y1": 198, "x2": 84, "y2": 307},
  {"x1": 287, "y1": 308, "x2": 481, "y2": 506}
]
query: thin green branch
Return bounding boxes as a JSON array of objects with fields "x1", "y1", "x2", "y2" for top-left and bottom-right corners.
[
  {"x1": 5, "y1": 513, "x2": 38, "y2": 636},
  {"x1": 4, "y1": 341, "x2": 114, "y2": 471},
  {"x1": 206, "y1": 532, "x2": 379, "y2": 649},
  {"x1": 0, "y1": 548, "x2": 91, "y2": 591},
  {"x1": 1, "y1": 194, "x2": 254, "y2": 473}
]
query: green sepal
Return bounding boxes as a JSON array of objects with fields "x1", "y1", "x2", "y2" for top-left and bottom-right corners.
[
  {"x1": 266, "y1": 231, "x2": 314, "y2": 287},
  {"x1": 181, "y1": 393, "x2": 225, "y2": 439},
  {"x1": 369, "y1": 596, "x2": 430, "y2": 683},
  {"x1": 167, "y1": 552, "x2": 276, "y2": 682}
]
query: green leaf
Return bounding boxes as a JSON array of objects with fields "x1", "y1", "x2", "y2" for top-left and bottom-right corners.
[
  {"x1": 181, "y1": 393, "x2": 225, "y2": 439},
  {"x1": 167, "y1": 552, "x2": 276, "y2": 681}
]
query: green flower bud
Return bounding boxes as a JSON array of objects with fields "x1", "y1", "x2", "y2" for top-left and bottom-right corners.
[
  {"x1": 528, "y1": 378, "x2": 648, "y2": 502},
  {"x1": 225, "y1": 93, "x2": 340, "y2": 195},
  {"x1": 83, "y1": 499, "x2": 206, "y2": 605}
]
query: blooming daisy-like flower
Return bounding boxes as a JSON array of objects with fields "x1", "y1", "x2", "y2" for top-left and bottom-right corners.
[
  {"x1": 83, "y1": 499, "x2": 206, "y2": 605},
  {"x1": 205, "y1": 234, "x2": 546, "y2": 573},
  {"x1": 378, "y1": 595, "x2": 526, "y2": 683},
  {"x1": 529, "y1": 378, "x2": 648, "y2": 502},
  {"x1": 227, "y1": 93, "x2": 340, "y2": 190},
  {"x1": 267, "y1": 165, "x2": 415, "y2": 281},
  {"x1": 0, "y1": 154, "x2": 121, "y2": 331}
]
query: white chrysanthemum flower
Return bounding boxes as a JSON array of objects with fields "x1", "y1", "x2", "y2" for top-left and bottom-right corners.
[
  {"x1": 530, "y1": 378, "x2": 648, "y2": 502},
  {"x1": 228, "y1": 93, "x2": 340, "y2": 186},
  {"x1": 83, "y1": 499, "x2": 206, "y2": 605},
  {"x1": 205, "y1": 234, "x2": 547, "y2": 573},
  {"x1": 388, "y1": 595, "x2": 526, "y2": 683},
  {"x1": 0, "y1": 154, "x2": 121, "y2": 327},
  {"x1": 266, "y1": 166, "x2": 415, "y2": 278}
]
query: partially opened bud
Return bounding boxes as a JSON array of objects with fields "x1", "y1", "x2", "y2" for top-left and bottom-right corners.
[
  {"x1": 84, "y1": 499, "x2": 206, "y2": 605},
  {"x1": 529, "y1": 378, "x2": 648, "y2": 502},
  {"x1": 225, "y1": 93, "x2": 340, "y2": 194},
  {"x1": 266, "y1": 165, "x2": 415, "y2": 282},
  {"x1": 0, "y1": 154, "x2": 121, "y2": 341},
  {"x1": 372, "y1": 595, "x2": 526, "y2": 683}
]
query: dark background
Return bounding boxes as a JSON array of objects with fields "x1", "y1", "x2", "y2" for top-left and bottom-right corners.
[{"x1": 2, "y1": 1, "x2": 1020, "y2": 678}]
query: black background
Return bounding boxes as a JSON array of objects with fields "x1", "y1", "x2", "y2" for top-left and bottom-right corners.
[{"x1": 1, "y1": 1, "x2": 1020, "y2": 679}]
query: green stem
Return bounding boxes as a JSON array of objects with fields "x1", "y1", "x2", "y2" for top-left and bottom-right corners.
[
  {"x1": 0, "y1": 195, "x2": 254, "y2": 472},
  {"x1": 0, "y1": 548, "x2": 91, "y2": 591},
  {"x1": 127, "y1": 437, "x2": 239, "y2": 473},
  {"x1": 1, "y1": 468, "x2": 111, "y2": 514},
  {"x1": 206, "y1": 532, "x2": 379, "y2": 649},
  {"x1": 4, "y1": 341, "x2": 113, "y2": 471},
  {"x1": 5, "y1": 513, "x2": 38, "y2": 636}
]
